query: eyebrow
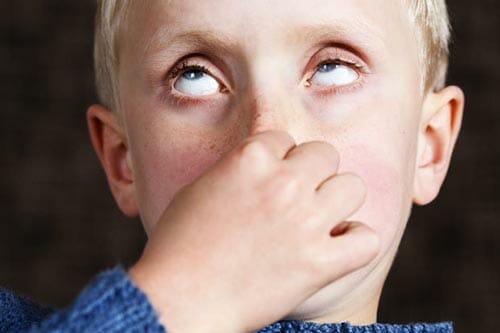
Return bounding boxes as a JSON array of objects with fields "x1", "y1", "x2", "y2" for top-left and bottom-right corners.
[
  {"x1": 286, "y1": 21, "x2": 387, "y2": 62},
  {"x1": 142, "y1": 20, "x2": 387, "y2": 68},
  {"x1": 142, "y1": 29, "x2": 240, "y2": 62}
]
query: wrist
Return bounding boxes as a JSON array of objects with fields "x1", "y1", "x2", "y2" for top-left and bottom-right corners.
[{"x1": 129, "y1": 261, "x2": 244, "y2": 333}]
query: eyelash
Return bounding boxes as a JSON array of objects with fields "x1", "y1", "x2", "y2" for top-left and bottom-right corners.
[
  {"x1": 303, "y1": 57, "x2": 368, "y2": 95},
  {"x1": 166, "y1": 57, "x2": 367, "y2": 95},
  {"x1": 317, "y1": 58, "x2": 366, "y2": 72},
  {"x1": 168, "y1": 62, "x2": 208, "y2": 80}
]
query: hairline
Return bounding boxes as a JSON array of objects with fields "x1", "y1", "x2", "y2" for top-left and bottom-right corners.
[{"x1": 94, "y1": 0, "x2": 451, "y2": 112}]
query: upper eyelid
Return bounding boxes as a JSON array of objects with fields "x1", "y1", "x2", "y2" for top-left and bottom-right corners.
[
  {"x1": 166, "y1": 56, "x2": 234, "y2": 92},
  {"x1": 302, "y1": 50, "x2": 369, "y2": 89},
  {"x1": 316, "y1": 58, "x2": 365, "y2": 71},
  {"x1": 166, "y1": 46, "x2": 369, "y2": 90},
  {"x1": 168, "y1": 62, "x2": 210, "y2": 79},
  {"x1": 305, "y1": 46, "x2": 369, "y2": 73},
  {"x1": 303, "y1": 59, "x2": 363, "y2": 91},
  {"x1": 168, "y1": 60, "x2": 221, "y2": 85},
  {"x1": 168, "y1": 57, "x2": 212, "y2": 78}
]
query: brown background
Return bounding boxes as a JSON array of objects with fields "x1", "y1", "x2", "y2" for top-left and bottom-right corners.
[{"x1": 1, "y1": 1, "x2": 499, "y2": 332}]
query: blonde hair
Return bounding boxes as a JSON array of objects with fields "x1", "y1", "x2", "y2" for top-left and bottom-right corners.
[
  {"x1": 93, "y1": 0, "x2": 451, "y2": 111},
  {"x1": 406, "y1": 0, "x2": 451, "y2": 92},
  {"x1": 94, "y1": 0, "x2": 131, "y2": 112}
]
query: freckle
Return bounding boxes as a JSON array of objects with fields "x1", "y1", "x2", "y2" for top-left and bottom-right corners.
[
  {"x1": 251, "y1": 111, "x2": 263, "y2": 131},
  {"x1": 253, "y1": 111, "x2": 262, "y2": 122}
]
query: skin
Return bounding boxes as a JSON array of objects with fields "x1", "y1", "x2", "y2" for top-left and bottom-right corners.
[{"x1": 87, "y1": 0, "x2": 464, "y2": 331}]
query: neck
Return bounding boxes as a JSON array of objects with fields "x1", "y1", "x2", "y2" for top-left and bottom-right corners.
[{"x1": 311, "y1": 284, "x2": 382, "y2": 325}]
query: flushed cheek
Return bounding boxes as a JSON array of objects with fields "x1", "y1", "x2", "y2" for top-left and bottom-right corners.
[
  {"x1": 337, "y1": 145, "x2": 406, "y2": 254},
  {"x1": 135, "y1": 136, "x2": 231, "y2": 232}
]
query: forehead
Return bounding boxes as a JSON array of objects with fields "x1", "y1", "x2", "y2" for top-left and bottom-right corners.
[{"x1": 123, "y1": 0, "x2": 414, "y2": 61}]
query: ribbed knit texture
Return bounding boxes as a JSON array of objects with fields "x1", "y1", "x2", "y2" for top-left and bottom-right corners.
[
  {"x1": 1, "y1": 268, "x2": 165, "y2": 333},
  {"x1": 0, "y1": 268, "x2": 453, "y2": 333},
  {"x1": 0, "y1": 289, "x2": 53, "y2": 332},
  {"x1": 256, "y1": 321, "x2": 453, "y2": 333}
]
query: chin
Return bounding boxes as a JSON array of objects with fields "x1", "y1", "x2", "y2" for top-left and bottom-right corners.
[{"x1": 285, "y1": 250, "x2": 393, "y2": 323}]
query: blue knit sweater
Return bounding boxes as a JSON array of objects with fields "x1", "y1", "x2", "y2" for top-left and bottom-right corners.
[{"x1": 0, "y1": 268, "x2": 452, "y2": 333}]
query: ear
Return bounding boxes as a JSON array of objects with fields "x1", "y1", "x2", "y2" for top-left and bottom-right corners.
[
  {"x1": 87, "y1": 104, "x2": 139, "y2": 217},
  {"x1": 413, "y1": 86, "x2": 464, "y2": 206}
]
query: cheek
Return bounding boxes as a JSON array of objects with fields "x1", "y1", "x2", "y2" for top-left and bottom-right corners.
[
  {"x1": 133, "y1": 131, "x2": 236, "y2": 232},
  {"x1": 337, "y1": 144, "x2": 408, "y2": 253}
]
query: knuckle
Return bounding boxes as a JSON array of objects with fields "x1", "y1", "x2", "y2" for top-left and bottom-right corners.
[
  {"x1": 306, "y1": 249, "x2": 333, "y2": 279},
  {"x1": 236, "y1": 139, "x2": 271, "y2": 164},
  {"x1": 362, "y1": 229, "x2": 380, "y2": 257},
  {"x1": 267, "y1": 129, "x2": 294, "y2": 143},
  {"x1": 342, "y1": 173, "x2": 367, "y2": 200},
  {"x1": 317, "y1": 140, "x2": 338, "y2": 154},
  {"x1": 231, "y1": 140, "x2": 274, "y2": 176},
  {"x1": 267, "y1": 168, "x2": 301, "y2": 198},
  {"x1": 351, "y1": 176, "x2": 367, "y2": 202},
  {"x1": 324, "y1": 145, "x2": 340, "y2": 166},
  {"x1": 345, "y1": 227, "x2": 380, "y2": 269},
  {"x1": 312, "y1": 141, "x2": 339, "y2": 162}
]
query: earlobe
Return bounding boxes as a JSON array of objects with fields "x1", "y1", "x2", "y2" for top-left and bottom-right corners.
[
  {"x1": 413, "y1": 86, "x2": 464, "y2": 205},
  {"x1": 87, "y1": 104, "x2": 139, "y2": 217}
]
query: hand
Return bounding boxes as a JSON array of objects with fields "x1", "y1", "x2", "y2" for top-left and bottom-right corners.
[{"x1": 129, "y1": 131, "x2": 379, "y2": 333}]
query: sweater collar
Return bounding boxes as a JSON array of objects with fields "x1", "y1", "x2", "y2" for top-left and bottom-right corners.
[{"x1": 257, "y1": 320, "x2": 453, "y2": 332}]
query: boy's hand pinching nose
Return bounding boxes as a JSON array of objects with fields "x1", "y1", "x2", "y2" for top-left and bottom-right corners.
[{"x1": 129, "y1": 130, "x2": 380, "y2": 333}]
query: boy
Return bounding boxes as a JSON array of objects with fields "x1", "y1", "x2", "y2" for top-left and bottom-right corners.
[{"x1": 0, "y1": 0, "x2": 464, "y2": 332}]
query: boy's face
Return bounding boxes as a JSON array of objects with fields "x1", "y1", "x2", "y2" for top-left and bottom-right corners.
[{"x1": 92, "y1": 0, "x2": 462, "y2": 322}]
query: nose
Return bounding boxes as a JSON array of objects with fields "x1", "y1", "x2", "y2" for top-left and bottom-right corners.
[
  {"x1": 249, "y1": 93, "x2": 290, "y2": 135},
  {"x1": 239, "y1": 86, "x2": 302, "y2": 139}
]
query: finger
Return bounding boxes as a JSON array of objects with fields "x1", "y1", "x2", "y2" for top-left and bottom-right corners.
[
  {"x1": 284, "y1": 141, "x2": 339, "y2": 187},
  {"x1": 326, "y1": 222, "x2": 380, "y2": 279},
  {"x1": 242, "y1": 130, "x2": 297, "y2": 160},
  {"x1": 315, "y1": 173, "x2": 366, "y2": 224}
]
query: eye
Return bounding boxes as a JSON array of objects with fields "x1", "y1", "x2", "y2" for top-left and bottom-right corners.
[
  {"x1": 310, "y1": 61, "x2": 359, "y2": 87},
  {"x1": 173, "y1": 67, "x2": 221, "y2": 96}
]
